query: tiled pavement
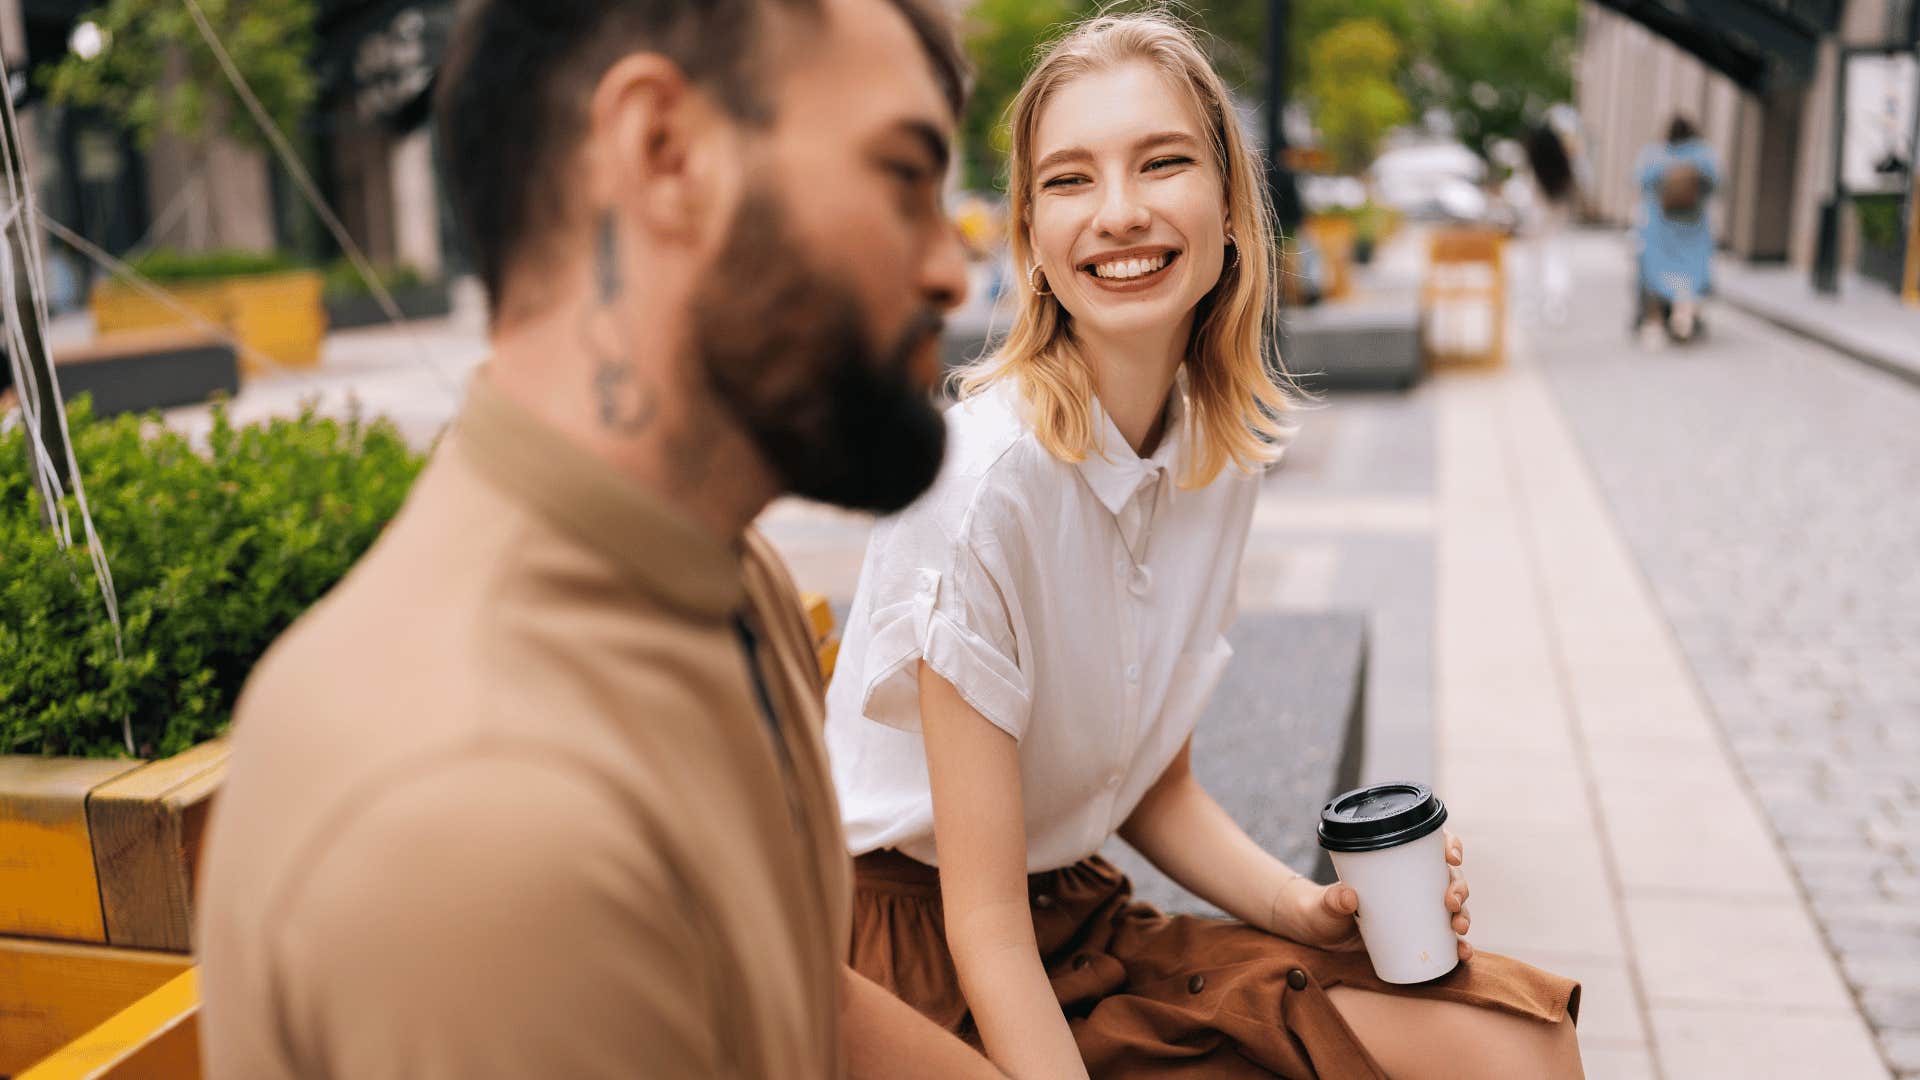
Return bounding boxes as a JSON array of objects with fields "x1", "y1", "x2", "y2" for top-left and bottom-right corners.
[
  {"x1": 1535, "y1": 231, "x2": 1919, "y2": 1078},
  {"x1": 1714, "y1": 259, "x2": 1920, "y2": 388}
]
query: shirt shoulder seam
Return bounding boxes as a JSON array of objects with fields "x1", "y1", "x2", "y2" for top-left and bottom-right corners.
[{"x1": 952, "y1": 415, "x2": 1044, "y2": 551}]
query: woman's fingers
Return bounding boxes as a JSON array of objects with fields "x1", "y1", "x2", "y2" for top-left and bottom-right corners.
[
  {"x1": 1445, "y1": 831, "x2": 1465, "y2": 866},
  {"x1": 1457, "y1": 938, "x2": 1475, "y2": 962},
  {"x1": 1446, "y1": 866, "x2": 1470, "y2": 911},
  {"x1": 1312, "y1": 884, "x2": 1365, "y2": 951},
  {"x1": 1445, "y1": 860, "x2": 1472, "y2": 932},
  {"x1": 1323, "y1": 883, "x2": 1359, "y2": 917}
]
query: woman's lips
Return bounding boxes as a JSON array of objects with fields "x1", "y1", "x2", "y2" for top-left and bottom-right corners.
[{"x1": 1080, "y1": 250, "x2": 1180, "y2": 293}]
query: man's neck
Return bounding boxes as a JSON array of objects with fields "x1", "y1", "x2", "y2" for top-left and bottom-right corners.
[
  {"x1": 1076, "y1": 315, "x2": 1191, "y2": 458},
  {"x1": 485, "y1": 295, "x2": 779, "y2": 544}
]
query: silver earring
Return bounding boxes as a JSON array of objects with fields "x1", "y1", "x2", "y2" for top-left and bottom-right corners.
[{"x1": 1028, "y1": 262, "x2": 1053, "y2": 296}]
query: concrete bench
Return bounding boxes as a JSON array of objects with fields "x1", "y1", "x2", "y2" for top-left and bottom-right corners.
[
  {"x1": 54, "y1": 328, "x2": 239, "y2": 417},
  {"x1": 1103, "y1": 611, "x2": 1368, "y2": 913},
  {"x1": 1280, "y1": 299, "x2": 1424, "y2": 392}
]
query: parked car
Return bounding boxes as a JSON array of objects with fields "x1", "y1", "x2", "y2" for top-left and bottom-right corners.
[{"x1": 1370, "y1": 140, "x2": 1490, "y2": 223}]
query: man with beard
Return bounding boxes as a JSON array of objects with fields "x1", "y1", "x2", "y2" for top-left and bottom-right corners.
[{"x1": 195, "y1": 1, "x2": 1002, "y2": 1077}]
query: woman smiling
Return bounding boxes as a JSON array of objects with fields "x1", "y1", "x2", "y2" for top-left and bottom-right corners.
[{"x1": 825, "y1": 12, "x2": 1583, "y2": 1078}]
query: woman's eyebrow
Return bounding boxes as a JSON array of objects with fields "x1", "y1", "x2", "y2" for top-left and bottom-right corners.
[
  {"x1": 1136, "y1": 131, "x2": 1201, "y2": 153},
  {"x1": 1034, "y1": 130, "x2": 1203, "y2": 175},
  {"x1": 1034, "y1": 146, "x2": 1093, "y2": 175}
]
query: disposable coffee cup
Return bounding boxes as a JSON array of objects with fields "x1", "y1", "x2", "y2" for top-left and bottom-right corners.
[{"x1": 1317, "y1": 781, "x2": 1459, "y2": 984}]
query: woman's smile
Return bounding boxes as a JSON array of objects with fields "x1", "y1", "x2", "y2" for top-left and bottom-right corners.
[{"x1": 1081, "y1": 247, "x2": 1182, "y2": 292}]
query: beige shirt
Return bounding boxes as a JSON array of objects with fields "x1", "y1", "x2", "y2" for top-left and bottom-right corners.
[{"x1": 198, "y1": 375, "x2": 850, "y2": 1079}]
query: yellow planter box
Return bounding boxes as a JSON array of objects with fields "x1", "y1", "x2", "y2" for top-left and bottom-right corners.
[
  {"x1": 16, "y1": 966, "x2": 202, "y2": 1080},
  {"x1": 0, "y1": 938, "x2": 194, "y2": 1077},
  {"x1": 1302, "y1": 215, "x2": 1358, "y2": 301},
  {"x1": 0, "y1": 740, "x2": 229, "y2": 955},
  {"x1": 91, "y1": 270, "x2": 327, "y2": 374}
]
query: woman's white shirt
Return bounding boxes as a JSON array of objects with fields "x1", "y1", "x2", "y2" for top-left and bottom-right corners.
[{"x1": 824, "y1": 379, "x2": 1259, "y2": 872}]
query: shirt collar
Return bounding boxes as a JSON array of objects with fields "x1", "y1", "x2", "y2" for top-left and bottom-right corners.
[
  {"x1": 453, "y1": 370, "x2": 746, "y2": 620},
  {"x1": 1076, "y1": 377, "x2": 1187, "y2": 518}
]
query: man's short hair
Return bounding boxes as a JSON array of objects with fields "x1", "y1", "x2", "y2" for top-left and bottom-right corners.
[{"x1": 435, "y1": 0, "x2": 967, "y2": 309}]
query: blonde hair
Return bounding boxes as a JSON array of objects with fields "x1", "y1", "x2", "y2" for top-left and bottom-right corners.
[{"x1": 955, "y1": 9, "x2": 1295, "y2": 488}]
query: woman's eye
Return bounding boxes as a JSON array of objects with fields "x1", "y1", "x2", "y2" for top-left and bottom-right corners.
[
  {"x1": 1041, "y1": 175, "x2": 1087, "y2": 189},
  {"x1": 1146, "y1": 156, "x2": 1195, "y2": 172}
]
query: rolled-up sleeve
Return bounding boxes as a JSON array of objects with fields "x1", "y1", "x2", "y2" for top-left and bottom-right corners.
[{"x1": 856, "y1": 527, "x2": 1030, "y2": 742}]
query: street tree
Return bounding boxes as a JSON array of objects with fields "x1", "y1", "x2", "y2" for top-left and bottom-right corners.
[
  {"x1": 1306, "y1": 19, "x2": 1411, "y2": 173},
  {"x1": 1421, "y1": 0, "x2": 1578, "y2": 157},
  {"x1": 38, "y1": 0, "x2": 316, "y2": 246},
  {"x1": 959, "y1": 0, "x2": 1080, "y2": 191}
]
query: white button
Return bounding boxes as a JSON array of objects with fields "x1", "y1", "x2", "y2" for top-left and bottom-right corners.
[
  {"x1": 1105, "y1": 772, "x2": 1121, "y2": 788},
  {"x1": 1128, "y1": 566, "x2": 1153, "y2": 597},
  {"x1": 1125, "y1": 664, "x2": 1140, "y2": 682},
  {"x1": 1114, "y1": 558, "x2": 1127, "y2": 577}
]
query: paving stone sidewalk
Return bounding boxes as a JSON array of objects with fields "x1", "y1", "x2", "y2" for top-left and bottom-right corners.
[
  {"x1": 1714, "y1": 260, "x2": 1920, "y2": 389},
  {"x1": 1536, "y1": 233, "x2": 1920, "y2": 1078}
]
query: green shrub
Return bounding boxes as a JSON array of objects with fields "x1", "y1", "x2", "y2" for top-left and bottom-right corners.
[
  {"x1": 322, "y1": 258, "x2": 430, "y2": 298},
  {"x1": 1856, "y1": 196, "x2": 1904, "y2": 251},
  {"x1": 1, "y1": 398, "x2": 424, "y2": 758},
  {"x1": 125, "y1": 248, "x2": 304, "y2": 284}
]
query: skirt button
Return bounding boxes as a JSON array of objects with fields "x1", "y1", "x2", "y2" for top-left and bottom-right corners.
[
  {"x1": 1033, "y1": 893, "x2": 1055, "y2": 909},
  {"x1": 1287, "y1": 968, "x2": 1308, "y2": 991},
  {"x1": 1072, "y1": 954, "x2": 1091, "y2": 971},
  {"x1": 1187, "y1": 974, "x2": 1206, "y2": 994}
]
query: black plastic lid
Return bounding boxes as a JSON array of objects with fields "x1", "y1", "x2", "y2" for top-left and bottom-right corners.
[{"x1": 1317, "y1": 782, "x2": 1448, "y2": 853}]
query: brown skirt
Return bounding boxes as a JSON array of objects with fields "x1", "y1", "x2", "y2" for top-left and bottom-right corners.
[{"x1": 851, "y1": 849, "x2": 1580, "y2": 1080}]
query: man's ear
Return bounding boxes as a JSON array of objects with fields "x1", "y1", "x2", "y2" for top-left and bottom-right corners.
[{"x1": 586, "y1": 54, "x2": 722, "y2": 241}]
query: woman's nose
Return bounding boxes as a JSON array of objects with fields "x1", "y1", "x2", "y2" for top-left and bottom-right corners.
[{"x1": 1091, "y1": 180, "x2": 1151, "y2": 237}]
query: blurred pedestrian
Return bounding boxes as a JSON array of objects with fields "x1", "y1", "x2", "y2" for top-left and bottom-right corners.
[
  {"x1": 1634, "y1": 114, "x2": 1719, "y2": 343},
  {"x1": 827, "y1": 11, "x2": 1583, "y2": 1079},
  {"x1": 196, "y1": 1, "x2": 1006, "y2": 1078},
  {"x1": 1523, "y1": 119, "x2": 1579, "y2": 324}
]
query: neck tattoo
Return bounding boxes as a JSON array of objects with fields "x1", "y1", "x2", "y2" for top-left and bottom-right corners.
[{"x1": 585, "y1": 213, "x2": 656, "y2": 433}]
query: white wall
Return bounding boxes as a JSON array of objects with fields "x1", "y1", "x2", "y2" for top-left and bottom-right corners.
[{"x1": 390, "y1": 129, "x2": 442, "y2": 278}]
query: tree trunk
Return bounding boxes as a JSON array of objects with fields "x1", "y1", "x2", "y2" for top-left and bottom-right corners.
[{"x1": 189, "y1": 141, "x2": 218, "y2": 249}]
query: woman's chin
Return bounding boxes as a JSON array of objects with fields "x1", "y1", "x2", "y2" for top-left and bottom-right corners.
[{"x1": 1063, "y1": 295, "x2": 1197, "y2": 340}]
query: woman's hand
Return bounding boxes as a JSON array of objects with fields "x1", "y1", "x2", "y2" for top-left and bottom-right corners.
[{"x1": 1272, "y1": 831, "x2": 1475, "y2": 962}]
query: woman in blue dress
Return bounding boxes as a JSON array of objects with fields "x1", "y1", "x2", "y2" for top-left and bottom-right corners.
[{"x1": 1634, "y1": 115, "x2": 1719, "y2": 342}]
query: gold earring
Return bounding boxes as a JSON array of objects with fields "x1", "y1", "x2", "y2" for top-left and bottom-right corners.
[
  {"x1": 1028, "y1": 262, "x2": 1053, "y2": 296},
  {"x1": 1226, "y1": 236, "x2": 1240, "y2": 270}
]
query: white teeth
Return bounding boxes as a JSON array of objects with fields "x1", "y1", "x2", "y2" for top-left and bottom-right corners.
[{"x1": 1093, "y1": 254, "x2": 1169, "y2": 280}]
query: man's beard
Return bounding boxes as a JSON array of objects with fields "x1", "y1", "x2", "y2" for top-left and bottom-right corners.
[{"x1": 689, "y1": 187, "x2": 947, "y2": 514}]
